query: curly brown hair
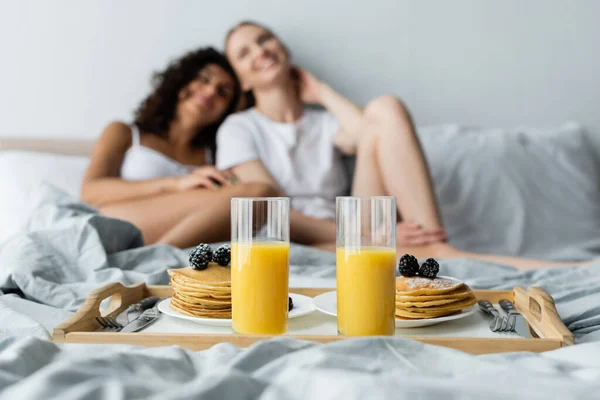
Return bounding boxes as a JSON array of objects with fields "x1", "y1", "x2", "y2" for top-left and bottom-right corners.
[{"x1": 133, "y1": 47, "x2": 241, "y2": 153}]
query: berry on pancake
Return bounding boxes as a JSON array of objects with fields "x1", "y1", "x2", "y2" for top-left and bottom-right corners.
[
  {"x1": 189, "y1": 243, "x2": 213, "y2": 270},
  {"x1": 419, "y1": 258, "x2": 440, "y2": 279},
  {"x1": 213, "y1": 244, "x2": 231, "y2": 266},
  {"x1": 398, "y1": 254, "x2": 419, "y2": 277}
]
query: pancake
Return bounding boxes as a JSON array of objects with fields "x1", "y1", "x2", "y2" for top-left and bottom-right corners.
[
  {"x1": 170, "y1": 295, "x2": 232, "y2": 318},
  {"x1": 396, "y1": 285, "x2": 472, "y2": 302},
  {"x1": 173, "y1": 292, "x2": 231, "y2": 307},
  {"x1": 395, "y1": 276, "x2": 476, "y2": 320},
  {"x1": 396, "y1": 295, "x2": 476, "y2": 313},
  {"x1": 396, "y1": 297, "x2": 464, "y2": 308},
  {"x1": 172, "y1": 295, "x2": 230, "y2": 311},
  {"x1": 170, "y1": 273, "x2": 229, "y2": 285},
  {"x1": 396, "y1": 310, "x2": 462, "y2": 320},
  {"x1": 396, "y1": 276, "x2": 464, "y2": 296},
  {"x1": 170, "y1": 275, "x2": 232, "y2": 293},
  {"x1": 168, "y1": 265, "x2": 231, "y2": 287},
  {"x1": 395, "y1": 307, "x2": 458, "y2": 318},
  {"x1": 170, "y1": 278, "x2": 231, "y2": 299},
  {"x1": 170, "y1": 300, "x2": 232, "y2": 319},
  {"x1": 168, "y1": 264, "x2": 232, "y2": 318}
]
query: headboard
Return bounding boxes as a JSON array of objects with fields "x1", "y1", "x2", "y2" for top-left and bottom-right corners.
[{"x1": 0, "y1": 138, "x2": 94, "y2": 156}]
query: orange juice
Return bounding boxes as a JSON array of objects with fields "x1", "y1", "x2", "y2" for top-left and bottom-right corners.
[
  {"x1": 336, "y1": 246, "x2": 396, "y2": 336},
  {"x1": 231, "y1": 241, "x2": 290, "y2": 334}
]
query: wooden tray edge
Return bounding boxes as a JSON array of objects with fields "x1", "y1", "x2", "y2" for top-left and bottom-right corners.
[
  {"x1": 53, "y1": 282, "x2": 146, "y2": 340},
  {"x1": 52, "y1": 284, "x2": 573, "y2": 354},
  {"x1": 54, "y1": 331, "x2": 563, "y2": 355},
  {"x1": 513, "y1": 286, "x2": 574, "y2": 346}
]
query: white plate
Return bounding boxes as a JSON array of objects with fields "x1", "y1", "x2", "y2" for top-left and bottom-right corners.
[
  {"x1": 313, "y1": 289, "x2": 477, "y2": 329},
  {"x1": 158, "y1": 293, "x2": 316, "y2": 327}
]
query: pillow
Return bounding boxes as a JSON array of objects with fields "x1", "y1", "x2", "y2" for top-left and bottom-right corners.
[
  {"x1": 418, "y1": 122, "x2": 600, "y2": 261},
  {"x1": 0, "y1": 151, "x2": 89, "y2": 243}
]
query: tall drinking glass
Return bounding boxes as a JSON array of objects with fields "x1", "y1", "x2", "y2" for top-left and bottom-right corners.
[
  {"x1": 231, "y1": 197, "x2": 290, "y2": 335},
  {"x1": 336, "y1": 196, "x2": 397, "y2": 336}
]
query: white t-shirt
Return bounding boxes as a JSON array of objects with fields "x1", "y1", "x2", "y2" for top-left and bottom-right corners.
[{"x1": 216, "y1": 107, "x2": 350, "y2": 220}]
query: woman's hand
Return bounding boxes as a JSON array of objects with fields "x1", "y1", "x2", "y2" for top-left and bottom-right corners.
[
  {"x1": 176, "y1": 166, "x2": 238, "y2": 192},
  {"x1": 396, "y1": 221, "x2": 447, "y2": 246},
  {"x1": 293, "y1": 66, "x2": 325, "y2": 105}
]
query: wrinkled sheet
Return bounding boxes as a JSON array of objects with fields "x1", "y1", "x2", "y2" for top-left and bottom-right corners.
[
  {"x1": 1, "y1": 184, "x2": 600, "y2": 398},
  {"x1": 1, "y1": 337, "x2": 600, "y2": 399}
]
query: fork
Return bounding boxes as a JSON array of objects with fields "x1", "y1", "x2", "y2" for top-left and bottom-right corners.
[
  {"x1": 498, "y1": 300, "x2": 517, "y2": 333},
  {"x1": 497, "y1": 314, "x2": 516, "y2": 332},
  {"x1": 497, "y1": 316, "x2": 512, "y2": 332},
  {"x1": 477, "y1": 300, "x2": 503, "y2": 332},
  {"x1": 95, "y1": 315, "x2": 124, "y2": 331}
]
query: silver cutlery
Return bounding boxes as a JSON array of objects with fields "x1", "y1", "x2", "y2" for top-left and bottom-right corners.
[
  {"x1": 477, "y1": 300, "x2": 503, "y2": 332},
  {"x1": 115, "y1": 296, "x2": 160, "y2": 326},
  {"x1": 499, "y1": 299, "x2": 536, "y2": 338},
  {"x1": 96, "y1": 296, "x2": 160, "y2": 332},
  {"x1": 498, "y1": 309, "x2": 511, "y2": 332},
  {"x1": 95, "y1": 315, "x2": 124, "y2": 331},
  {"x1": 498, "y1": 300, "x2": 515, "y2": 332},
  {"x1": 119, "y1": 306, "x2": 160, "y2": 333}
]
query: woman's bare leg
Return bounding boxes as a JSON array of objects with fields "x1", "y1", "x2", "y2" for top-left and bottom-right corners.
[
  {"x1": 350, "y1": 122, "x2": 387, "y2": 197},
  {"x1": 345, "y1": 96, "x2": 593, "y2": 269},
  {"x1": 312, "y1": 242, "x2": 588, "y2": 270},
  {"x1": 353, "y1": 95, "x2": 443, "y2": 229},
  {"x1": 406, "y1": 243, "x2": 589, "y2": 270},
  {"x1": 101, "y1": 183, "x2": 276, "y2": 248}
]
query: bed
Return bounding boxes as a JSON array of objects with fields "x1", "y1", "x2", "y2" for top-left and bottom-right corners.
[{"x1": 1, "y1": 124, "x2": 600, "y2": 399}]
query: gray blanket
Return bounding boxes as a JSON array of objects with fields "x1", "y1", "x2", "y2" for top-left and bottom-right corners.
[
  {"x1": 1, "y1": 184, "x2": 600, "y2": 399},
  {"x1": 1, "y1": 337, "x2": 600, "y2": 400}
]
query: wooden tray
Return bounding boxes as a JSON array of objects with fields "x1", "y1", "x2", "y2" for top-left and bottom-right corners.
[{"x1": 52, "y1": 284, "x2": 574, "y2": 355}]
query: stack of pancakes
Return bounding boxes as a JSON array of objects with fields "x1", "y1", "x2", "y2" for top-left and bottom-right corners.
[
  {"x1": 395, "y1": 276, "x2": 476, "y2": 319},
  {"x1": 168, "y1": 265, "x2": 231, "y2": 319}
]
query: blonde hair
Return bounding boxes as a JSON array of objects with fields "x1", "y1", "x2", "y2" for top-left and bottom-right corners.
[{"x1": 224, "y1": 20, "x2": 272, "y2": 54}]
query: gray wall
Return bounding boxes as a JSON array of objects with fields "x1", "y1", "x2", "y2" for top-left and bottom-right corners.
[{"x1": 1, "y1": 0, "x2": 598, "y2": 138}]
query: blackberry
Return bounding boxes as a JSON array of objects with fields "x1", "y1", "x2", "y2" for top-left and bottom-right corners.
[
  {"x1": 419, "y1": 258, "x2": 440, "y2": 279},
  {"x1": 189, "y1": 244, "x2": 213, "y2": 270},
  {"x1": 212, "y1": 244, "x2": 231, "y2": 266},
  {"x1": 288, "y1": 296, "x2": 294, "y2": 312},
  {"x1": 398, "y1": 254, "x2": 419, "y2": 277}
]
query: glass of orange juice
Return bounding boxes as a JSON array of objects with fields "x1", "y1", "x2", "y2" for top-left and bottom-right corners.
[
  {"x1": 231, "y1": 197, "x2": 290, "y2": 335},
  {"x1": 336, "y1": 196, "x2": 396, "y2": 336}
]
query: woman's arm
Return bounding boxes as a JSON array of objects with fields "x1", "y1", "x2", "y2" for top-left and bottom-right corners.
[
  {"x1": 231, "y1": 160, "x2": 336, "y2": 245},
  {"x1": 82, "y1": 122, "x2": 234, "y2": 207},
  {"x1": 80, "y1": 122, "x2": 180, "y2": 207},
  {"x1": 295, "y1": 68, "x2": 362, "y2": 154}
]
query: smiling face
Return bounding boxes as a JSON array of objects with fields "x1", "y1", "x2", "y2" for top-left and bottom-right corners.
[
  {"x1": 176, "y1": 63, "x2": 236, "y2": 127},
  {"x1": 225, "y1": 23, "x2": 290, "y2": 92}
]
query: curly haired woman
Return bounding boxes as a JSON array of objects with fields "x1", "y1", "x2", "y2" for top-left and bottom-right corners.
[{"x1": 81, "y1": 47, "x2": 277, "y2": 248}]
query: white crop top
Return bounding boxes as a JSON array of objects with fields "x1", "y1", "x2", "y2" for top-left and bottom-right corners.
[{"x1": 120, "y1": 125, "x2": 208, "y2": 181}]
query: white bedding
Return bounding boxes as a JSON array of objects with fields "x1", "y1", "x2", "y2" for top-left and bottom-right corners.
[
  {"x1": 0, "y1": 145, "x2": 599, "y2": 398},
  {"x1": 1, "y1": 336, "x2": 600, "y2": 400},
  {"x1": 0, "y1": 150, "x2": 89, "y2": 242}
]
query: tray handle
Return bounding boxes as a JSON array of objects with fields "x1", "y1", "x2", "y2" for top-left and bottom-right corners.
[
  {"x1": 53, "y1": 282, "x2": 146, "y2": 340},
  {"x1": 513, "y1": 286, "x2": 574, "y2": 346}
]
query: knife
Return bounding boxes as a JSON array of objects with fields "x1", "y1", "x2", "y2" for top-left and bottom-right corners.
[
  {"x1": 499, "y1": 299, "x2": 537, "y2": 338},
  {"x1": 120, "y1": 306, "x2": 160, "y2": 333},
  {"x1": 115, "y1": 296, "x2": 160, "y2": 326}
]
